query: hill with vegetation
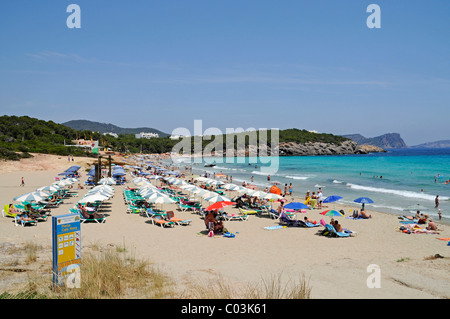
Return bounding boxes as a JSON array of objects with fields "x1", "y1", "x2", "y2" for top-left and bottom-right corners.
[
  {"x1": 342, "y1": 133, "x2": 407, "y2": 149},
  {"x1": 63, "y1": 120, "x2": 169, "y2": 137},
  {"x1": 0, "y1": 115, "x2": 353, "y2": 160}
]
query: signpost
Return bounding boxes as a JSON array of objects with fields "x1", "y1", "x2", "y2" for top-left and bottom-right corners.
[{"x1": 52, "y1": 213, "x2": 81, "y2": 288}]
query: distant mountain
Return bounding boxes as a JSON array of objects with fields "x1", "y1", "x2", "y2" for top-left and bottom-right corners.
[
  {"x1": 410, "y1": 140, "x2": 450, "y2": 148},
  {"x1": 62, "y1": 120, "x2": 169, "y2": 137},
  {"x1": 341, "y1": 133, "x2": 407, "y2": 149}
]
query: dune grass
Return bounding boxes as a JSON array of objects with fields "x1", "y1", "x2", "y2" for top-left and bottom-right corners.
[{"x1": 0, "y1": 242, "x2": 311, "y2": 299}]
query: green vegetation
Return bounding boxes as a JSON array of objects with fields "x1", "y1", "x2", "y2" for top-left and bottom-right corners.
[
  {"x1": 0, "y1": 115, "x2": 96, "y2": 160},
  {"x1": 0, "y1": 115, "x2": 348, "y2": 160}
]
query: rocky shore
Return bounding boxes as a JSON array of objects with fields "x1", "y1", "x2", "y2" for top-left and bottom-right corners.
[{"x1": 278, "y1": 140, "x2": 386, "y2": 156}]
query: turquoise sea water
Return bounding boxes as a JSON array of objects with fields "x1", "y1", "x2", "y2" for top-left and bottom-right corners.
[{"x1": 183, "y1": 148, "x2": 450, "y2": 222}]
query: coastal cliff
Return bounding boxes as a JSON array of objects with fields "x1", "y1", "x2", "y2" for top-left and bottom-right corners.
[
  {"x1": 278, "y1": 140, "x2": 385, "y2": 156},
  {"x1": 229, "y1": 140, "x2": 386, "y2": 157}
]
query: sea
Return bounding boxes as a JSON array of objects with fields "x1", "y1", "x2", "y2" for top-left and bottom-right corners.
[{"x1": 171, "y1": 148, "x2": 450, "y2": 223}]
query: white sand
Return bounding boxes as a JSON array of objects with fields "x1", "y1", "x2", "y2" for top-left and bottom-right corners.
[{"x1": 1, "y1": 154, "x2": 449, "y2": 298}]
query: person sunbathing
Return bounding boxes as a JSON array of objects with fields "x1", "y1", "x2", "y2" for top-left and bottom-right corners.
[
  {"x1": 25, "y1": 204, "x2": 50, "y2": 216},
  {"x1": 8, "y1": 204, "x2": 19, "y2": 215},
  {"x1": 204, "y1": 211, "x2": 224, "y2": 233},
  {"x1": 353, "y1": 210, "x2": 372, "y2": 219},
  {"x1": 16, "y1": 212, "x2": 35, "y2": 222},
  {"x1": 304, "y1": 216, "x2": 317, "y2": 224},
  {"x1": 426, "y1": 219, "x2": 441, "y2": 231},
  {"x1": 332, "y1": 220, "x2": 343, "y2": 232},
  {"x1": 77, "y1": 203, "x2": 104, "y2": 219}
]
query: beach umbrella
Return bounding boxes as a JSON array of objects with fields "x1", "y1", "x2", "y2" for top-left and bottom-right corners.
[
  {"x1": 53, "y1": 180, "x2": 71, "y2": 187},
  {"x1": 14, "y1": 192, "x2": 49, "y2": 202},
  {"x1": 263, "y1": 193, "x2": 282, "y2": 200},
  {"x1": 92, "y1": 185, "x2": 114, "y2": 193},
  {"x1": 354, "y1": 197, "x2": 374, "y2": 210},
  {"x1": 147, "y1": 195, "x2": 176, "y2": 209},
  {"x1": 87, "y1": 189, "x2": 114, "y2": 198},
  {"x1": 204, "y1": 194, "x2": 232, "y2": 203},
  {"x1": 284, "y1": 202, "x2": 310, "y2": 210},
  {"x1": 223, "y1": 183, "x2": 240, "y2": 191},
  {"x1": 36, "y1": 185, "x2": 60, "y2": 193},
  {"x1": 323, "y1": 195, "x2": 343, "y2": 203},
  {"x1": 206, "y1": 201, "x2": 235, "y2": 211},
  {"x1": 78, "y1": 194, "x2": 109, "y2": 203},
  {"x1": 354, "y1": 197, "x2": 374, "y2": 204},
  {"x1": 98, "y1": 177, "x2": 116, "y2": 185},
  {"x1": 270, "y1": 185, "x2": 282, "y2": 195},
  {"x1": 320, "y1": 210, "x2": 344, "y2": 217}
]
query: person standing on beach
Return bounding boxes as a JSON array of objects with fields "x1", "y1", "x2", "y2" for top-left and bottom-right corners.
[
  {"x1": 289, "y1": 183, "x2": 293, "y2": 198},
  {"x1": 435, "y1": 195, "x2": 439, "y2": 208},
  {"x1": 20, "y1": 177, "x2": 24, "y2": 187}
]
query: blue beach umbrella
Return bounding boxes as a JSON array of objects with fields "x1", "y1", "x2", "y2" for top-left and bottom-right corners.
[
  {"x1": 354, "y1": 197, "x2": 374, "y2": 210},
  {"x1": 353, "y1": 197, "x2": 374, "y2": 204},
  {"x1": 284, "y1": 202, "x2": 310, "y2": 210},
  {"x1": 323, "y1": 195, "x2": 343, "y2": 203}
]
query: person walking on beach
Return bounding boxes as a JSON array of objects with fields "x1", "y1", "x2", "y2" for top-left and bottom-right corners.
[
  {"x1": 20, "y1": 177, "x2": 25, "y2": 187},
  {"x1": 435, "y1": 195, "x2": 439, "y2": 208}
]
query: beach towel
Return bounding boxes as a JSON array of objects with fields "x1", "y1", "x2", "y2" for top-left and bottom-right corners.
[{"x1": 264, "y1": 225, "x2": 286, "y2": 230}]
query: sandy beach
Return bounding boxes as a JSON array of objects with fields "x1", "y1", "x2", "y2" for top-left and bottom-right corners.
[{"x1": 1, "y1": 153, "x2": 449, "y2": 299}]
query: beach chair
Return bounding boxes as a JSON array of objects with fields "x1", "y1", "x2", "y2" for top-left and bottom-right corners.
[
  {"x1": 14, "y1": 215, "x2": 37, "y2": 227},
  {"x1": 166, "y1": 211, "x2": 191, "y2": 226},
  {"x1": 321, "y1": 224, "x2": 349, "y2": 238},
  {"x1": 269, "y1": 209, "x2": 280, "y2": 219},
  {"x1": 79, "y1": 212, "x2": 106, "y2": 224},
  {"x1": 3, "y1": 205, "x2": 20, "y2": 218},
  {"x1": 152, "y1": 215, "x2": 175, "y2": 228},
  {"x1": 221, "y1": 212, "x2": 248, "y2": 221},
  {"x1": 279, "y1": 215, "x2": 303, "y2": 227},
  {"x1": 239, "y1": 208, "x2": 259, "y2": 215}
]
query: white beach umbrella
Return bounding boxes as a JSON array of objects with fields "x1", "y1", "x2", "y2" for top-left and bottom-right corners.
[
  {"x1": 204, "y1": 194, "x2": 231, "y2": 203},
  {"x1": 36, "y1": 185, "x2": 60, "y2": 193},
  {"x1": 98, "y1": 177, "x2": 116, "y2": 185},
  {"x1": 14, "y1": 192, "x2": 49, "y2": 203},
  {"x1": 180, "y1": 184, "x2": 198, "y2": 192},
  {"x1": 91, "y1": 185, "x2": 115, "y2": 193},
  {"x1": 78, "y1": 194, "x2": 109, "y2": 203},
  {"x1": 87, "y1": 189, "x2": 114, "y2": 198},
  {"x1": 263, "y1": 193, "x2": 282, "y2": 200},
  {"x1": 223, "y1": 183, "x2": 240, "y2": 191},
  {"x1": 237, "y1": 188, "x2": 257, "y2": 196},
  {"x1": 53, "y1": 180, "x2": 71, "y2": 187},
  {"x1": 250, "y1": 191, "x2": 268, "y2": 198}
]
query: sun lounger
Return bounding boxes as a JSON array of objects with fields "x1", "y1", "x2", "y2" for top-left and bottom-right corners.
[
  {"x1": 2, "y1": 205, "x2": 20, "y2": 218},
  {"x1": 239, "y1": 208, "x2": 259, "y2": 215},
  {"x1": 166, "y1": 211, "x2": 191, "y2": 225},
  {"x1": 152, "y1": 215, "x2": 175, "y2": 228},
  {"x1": 221, "y1": 212, "x2": 248, "y2": 221},
  {"x1": 321, "y1": 224, "x2": 349, "y2": 237},
  {"x1": 14, "y1": 215, "x2": 37, "y2": 227},
  {"x1": 79, "y1": 212, "x2": 106, "y2": 224}
]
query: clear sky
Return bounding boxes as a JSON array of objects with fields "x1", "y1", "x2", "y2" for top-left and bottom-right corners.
[{"x1": 1, "y1": 1, "x2": 449, "y2": 145}]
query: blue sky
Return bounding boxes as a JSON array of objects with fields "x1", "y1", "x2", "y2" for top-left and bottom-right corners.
[{"x1": 0, "y1": 1, "x2": 449, "y2": 145}]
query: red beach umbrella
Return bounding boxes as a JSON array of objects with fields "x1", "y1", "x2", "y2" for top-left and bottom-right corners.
[
  {"x1": 206, "y1": 201, "x2": 235, "y2": 211},
  {"x1": 270, "y1": 185, "x2": 282, "y2": 195}
]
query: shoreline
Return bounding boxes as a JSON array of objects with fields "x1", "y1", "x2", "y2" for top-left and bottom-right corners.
[{"x1": 1, "y1": 154, "x2": 449, "y2": 298}]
